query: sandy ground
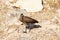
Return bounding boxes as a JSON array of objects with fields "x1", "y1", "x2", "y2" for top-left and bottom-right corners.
[{"x1": 0, "y1": 0, "x2": 60, "y2": 40}]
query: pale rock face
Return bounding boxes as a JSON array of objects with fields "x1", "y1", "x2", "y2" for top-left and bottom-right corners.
[
  {"x1": 20, "y1": 0, "x2": 43, "y2": 12},
  {"x1": 6, "y1": 0, "x2": 43, "y2": 12}
]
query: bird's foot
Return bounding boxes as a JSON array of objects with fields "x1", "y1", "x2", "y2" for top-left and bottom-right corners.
[
  {"x1": 23, "y1": 29, "x2": 30, "y2": 33},
  {"x1": 23, "y1": 29, "x2": 27, "y2": 33},
  {"x1": 23, "y1": 31, "x2": 27, "y2": 33}
]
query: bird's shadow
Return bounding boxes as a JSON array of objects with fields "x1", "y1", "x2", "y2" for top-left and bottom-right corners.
[
  {"x1": 23, "y1": 24, "x2": 42, "y2": 33},
  {"x1": 30, "y1": 24, "x2": 41, "y2": 29}
]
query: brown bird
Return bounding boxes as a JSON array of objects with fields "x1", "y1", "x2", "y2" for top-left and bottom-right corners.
[
  {"x1": 19, "y1": 13, "x2": 38, "y2": 33},
  {"x1": 19, "y1": 14, "x2": 38, "y2": 24}
]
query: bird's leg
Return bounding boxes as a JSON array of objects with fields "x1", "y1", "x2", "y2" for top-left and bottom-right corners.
[
  {"x1": 21, "y1": 14, "x2": 24, "y2": 25},
  {"x1": 26, "y1": 24, "x2": 31, "y2": 32},
  {"x1": 23, "y1": 24, "x2": 30, "y2": 33},
  {"x1": 23, "y1": 25, "x2": 28, "y2": 33},
  {"x1": 26, "y1": 27, "x2": 30, "y2": 33}
]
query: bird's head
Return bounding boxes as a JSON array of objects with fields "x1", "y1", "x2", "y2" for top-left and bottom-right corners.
[{"x1": 20, "y1": 13, "x2": 24, "y2": 17}]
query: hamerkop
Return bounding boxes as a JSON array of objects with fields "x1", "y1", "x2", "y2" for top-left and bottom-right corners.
[{"x1": 19, "y1": 13, "x2": 38, "y2": 33}]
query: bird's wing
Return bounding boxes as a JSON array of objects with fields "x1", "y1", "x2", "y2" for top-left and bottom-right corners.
[{"x1": 23, "y1": 16, "x2": 38, "y2": 23}]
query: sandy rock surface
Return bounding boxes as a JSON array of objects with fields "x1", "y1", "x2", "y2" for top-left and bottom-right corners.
[{"x1": 0, "y1": 0, "x2": 60, "y2": 40}]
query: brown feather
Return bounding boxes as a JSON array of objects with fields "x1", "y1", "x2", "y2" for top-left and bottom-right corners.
[
  {"x1": 19, "y1": 14, "x2": 38, "y2": 24},
  {"x1": 22, "y1": 16, "x2": 38, "y2": 23}
]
